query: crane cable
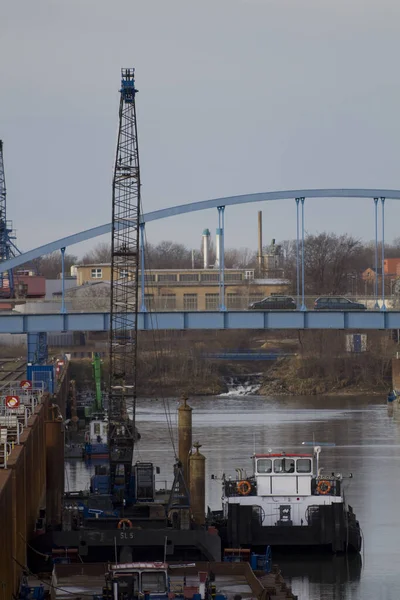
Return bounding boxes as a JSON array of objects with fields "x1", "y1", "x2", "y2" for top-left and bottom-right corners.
[{"x1": 138, "y1": 203, "x2": 177, "y2": 458}]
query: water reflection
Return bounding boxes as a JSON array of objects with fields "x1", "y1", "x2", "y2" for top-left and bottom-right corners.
[
  {"x1": 274, "y1": 553, "x2": 362, "y2": 600},
  {"x1": 65, "y1": 394, "x2": 400, "y2": 600}
]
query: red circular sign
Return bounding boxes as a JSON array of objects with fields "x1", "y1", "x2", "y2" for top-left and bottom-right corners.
[
  {"x1": 20, "y1": 380, "x2": 32, "y2": 389},
  {"x1": 6, "y1": 396, "x2": 20, "y2": 409}
]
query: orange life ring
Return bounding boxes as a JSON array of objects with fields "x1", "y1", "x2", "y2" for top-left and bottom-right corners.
[
  {"x1": 117, "y1": 518, "x2": 133, "y2": 529},
  {"x1": 237, "y1": 480, "x2": 252, "y2": 496},
  {"x1": 316, "y1": 480, "x2": 332, "y2": 495}
]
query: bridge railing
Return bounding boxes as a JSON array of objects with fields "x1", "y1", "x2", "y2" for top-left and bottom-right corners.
[{"x1": 9, "y1": 295, "x2": 400, "y2": 313}]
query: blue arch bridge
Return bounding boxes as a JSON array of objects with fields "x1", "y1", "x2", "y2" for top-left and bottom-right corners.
[{"x1": 0, "y1": 189, "x2": 399, "y2": 368}]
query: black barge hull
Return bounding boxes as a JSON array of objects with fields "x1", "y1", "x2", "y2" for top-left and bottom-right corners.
[
  {"x1": 216, "y1": 502, "x2": 362, "y2": 553},
  {"x1": 28, "y1": 528, "x2": 221, "y2": 572}
]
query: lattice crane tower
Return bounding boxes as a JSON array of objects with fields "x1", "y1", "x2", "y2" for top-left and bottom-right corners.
[
  {"x1": 0, "y1": 140, "x2": 17, "y2": 297},
  {"x1": 108, "y1": 68, "x2": 142, "y2": 498}
]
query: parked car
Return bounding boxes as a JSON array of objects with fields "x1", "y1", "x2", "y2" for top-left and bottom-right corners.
[
  {"x1": 248, "y1": 295, "x2": 297, "y2": 310},
  {"x1": 314, "y1": 296, "x2": 366, "y2": 310}
]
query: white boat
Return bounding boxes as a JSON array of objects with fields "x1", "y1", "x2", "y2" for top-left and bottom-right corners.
[{"x1": 214, "y1": 445, "x2": 361, "y2": 553}]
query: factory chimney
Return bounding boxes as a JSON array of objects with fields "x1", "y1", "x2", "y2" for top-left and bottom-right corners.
[
  {"x1": 258, "y1": 211, "x2": 263, "y2": 276},
  {"x1": 202, "y1": 229, "x2": 210, "y2": 269}
]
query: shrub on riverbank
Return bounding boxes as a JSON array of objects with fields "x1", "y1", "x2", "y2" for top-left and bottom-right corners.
[{"x1": 260, "y1": 330, "x2": 393, "y2": 395}]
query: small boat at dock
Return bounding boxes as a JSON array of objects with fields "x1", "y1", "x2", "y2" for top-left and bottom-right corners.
[{"x1": 212, "y1": 444, "x2": 362, "y2": 553}]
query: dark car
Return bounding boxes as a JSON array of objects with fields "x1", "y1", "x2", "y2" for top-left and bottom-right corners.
[
  {"x1": 314, "y1": 296, "x2": 366, "y2": 310},
  {"x1": 248, "y1": 295, "x2": 297, "y2": 310}
]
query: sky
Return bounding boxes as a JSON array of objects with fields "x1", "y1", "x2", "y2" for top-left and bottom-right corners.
[{"x1": 1, "y1": 0, "x2": 400, "y2": 259}]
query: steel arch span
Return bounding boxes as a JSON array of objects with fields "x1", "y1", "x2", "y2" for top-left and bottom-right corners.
[{"x1": 2, "y1": 187, "x2": 400, "y2": 273}]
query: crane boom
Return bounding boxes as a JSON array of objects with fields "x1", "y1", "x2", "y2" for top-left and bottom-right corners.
[{"x1": 108, "y1": 68, "x2": 141, "y2": 498}]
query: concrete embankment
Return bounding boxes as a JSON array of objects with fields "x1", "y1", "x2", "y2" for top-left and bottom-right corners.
[{"x1": 0, "y1": 365, "x2": 67, "y2": 598}]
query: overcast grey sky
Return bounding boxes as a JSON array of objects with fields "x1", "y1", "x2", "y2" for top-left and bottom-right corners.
[{"x1": 1, "y1": 0, "x2": 400, "y2": 258}]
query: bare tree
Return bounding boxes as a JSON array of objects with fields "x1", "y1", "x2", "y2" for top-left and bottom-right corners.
[
  {"x1": 145, "y1": 241, "x2": 192, "y2": 269},
  {"x1": 224, "y1": 248, "x2": 257, "y2": 269},
  {"x1": 20, "y1": 251, "x2": 78, "y2": 279},
  {"x1": 281, "y1": 232, "x2": 362, "y2": 295},
  {"x1": 69, "y1": 283, "x2": 110, "y2": 311},
  {"x1": 81, "y1": 242, "x2": 111, "y2": 264}
]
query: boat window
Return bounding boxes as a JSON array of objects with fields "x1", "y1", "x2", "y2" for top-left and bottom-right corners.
[
  {"x1": 273, "y1": 458, "x2": 295, "y2": 473},
  {"x1": 257, "y1": 458, "x2": 272, "y2": 473},
  {"x1": 252, "y1": 506, "x2": 264, "y2": 524},
  {"x1": 141, "y1": 571, "x2": 167, "y2": 593},
  {"x1": 296, "y1": 458, "x2": 312, "y2": 473},
  {"x1": 116, "y1": 573, "x2": 139, "y2": 595}
]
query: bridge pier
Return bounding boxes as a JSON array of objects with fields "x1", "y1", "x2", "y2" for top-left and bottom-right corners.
[{"x1": 217, "y1": 206, "x2": 226, "y2": 311}]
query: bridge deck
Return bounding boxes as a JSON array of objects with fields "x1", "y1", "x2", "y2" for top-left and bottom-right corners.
[{"x1": 0, "y1": 310, "x2": 399, "y2": 333}]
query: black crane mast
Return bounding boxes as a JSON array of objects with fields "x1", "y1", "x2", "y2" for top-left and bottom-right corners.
[
  {"x1": 0, "y1": 141, "x2": 17, "y2": 298},
  {"x1": 108, "y1": 68, "x2": 141, "y2": 499}
]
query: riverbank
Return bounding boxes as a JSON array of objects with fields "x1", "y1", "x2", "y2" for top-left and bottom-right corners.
[
  {"x1": 259, "y1": 356, "x2": 388, "y2": 396},
  {"x1": 69, "y1": 356, "x2": 256, "y2": 397},
  {"x1": 68, "y1": 330, "x2": 394, "y2": 398}
]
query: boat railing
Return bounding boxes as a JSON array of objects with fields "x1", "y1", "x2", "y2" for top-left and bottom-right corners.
[
  {"x1": 0, "y1": 383, "x2": 44, "y2": 413},
  {"x1": 0, "y1": 442, "x2": 12, "y2": 469},
  {"x1": 0, "y1": 403, "x2": 32, "y2": 427},
  {"x1": 0, "y1": 428, "x2": 10, "y2": 468},
  {"x1": 311, "y1": 476, "x2": 341, "y2": 497},
  {"x1": 0, "y1": 410, "x2": 23, "y2": 445}
]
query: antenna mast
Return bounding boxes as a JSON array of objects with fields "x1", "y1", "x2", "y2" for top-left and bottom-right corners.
[{"x1": 108, "y1": 68, "x2": 141, "y2": 499}]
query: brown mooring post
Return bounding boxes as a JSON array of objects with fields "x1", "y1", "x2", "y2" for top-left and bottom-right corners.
[
  {"x1": 178, "y1": 394, "x2": 192, "y2": 490},
  {"x1": 189, "y1": 442, "x2": 206, "y2": 525},
  {"x1": 45, "y1": 399, "x2": 65, "y2": 527}
]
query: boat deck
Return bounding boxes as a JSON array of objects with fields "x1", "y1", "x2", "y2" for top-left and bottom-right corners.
[
  {"x1": 48, "y1": 561, "x2": 296, "y2": 600},
  {"x1": 169, "y1": 573, "x2": 255, "y2": 599}
]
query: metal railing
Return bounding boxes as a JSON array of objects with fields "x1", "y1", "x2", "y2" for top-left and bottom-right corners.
[
  {"x1": 0, "y1": 382, "x2": 46, "y2": 468},
  {"x1": 0, "y1": 381, "x2": 45, "y2": 413},
  {"x1": 8, "y1": 295, "x2": 400, "y2": 313},
  {"x1": 0, "y1": 436, "x2": 12, "y2": 469},
  {"x1": 0, "y1": 412, "x2": 23, "y2": 444}
]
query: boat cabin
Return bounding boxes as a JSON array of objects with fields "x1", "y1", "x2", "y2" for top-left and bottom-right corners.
[
  {"x1": 105, "y1": 562, "x2": 169, "y2": 600},
  {"x1": 254, "y1": 453, "x2": 314, "y2": 496},
  {"x1": 87, "y1": 416, "x2": 108, "y2": 444}
]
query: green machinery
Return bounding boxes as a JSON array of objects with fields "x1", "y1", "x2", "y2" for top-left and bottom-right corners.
[{"x1": 92, "y1": 351, "x2": 103, "y2": 413}]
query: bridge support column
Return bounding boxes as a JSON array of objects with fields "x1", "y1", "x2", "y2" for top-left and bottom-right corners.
[
  {"x1": 217, "y1": 206, "x2": 226, "y2": 311},
  {"x1": 27, "y1": 332, "x2": 48, "y2": 365},
  {"x1": 139, "y1": 223, "x2": 147, "y2": 312},
  {"x1": 300, "y1": 197, "x2": 306, "y2": 311},
  {"x1": 374, "y1": 198, "x2": 379, "y2": 309},
  {"x1": 381, "y1": 197, "x2": 386, "y2": 311},
  {"x1": 295, "y1": 198, "x2": 300, "y2": 309},
  {"x1": 60, "y1": 246, "x2": 66, "y2": 314}
]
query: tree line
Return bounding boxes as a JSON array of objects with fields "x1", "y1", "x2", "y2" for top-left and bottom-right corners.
[{"x1": 18, "y1": 233, "x2": 400, "y2": 295}]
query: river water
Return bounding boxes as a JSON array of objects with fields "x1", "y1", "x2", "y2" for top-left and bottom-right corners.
[{"x1": 65, "y1": 395, "x2": 400, "y2": 600}]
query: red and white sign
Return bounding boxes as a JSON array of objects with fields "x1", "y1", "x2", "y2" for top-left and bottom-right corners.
[
  {"x1": 6, "y1": 395, "x2": 20, "y2": 409},
  {"x1": 20, "y1": 380, "x2": 32, "y2": 389},
  {"x1": 56, "y1": 360, "x2": 65, "y2": 376}
]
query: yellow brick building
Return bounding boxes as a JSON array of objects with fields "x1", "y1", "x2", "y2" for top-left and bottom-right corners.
[{"x1": 74, "y1": 264, "x2": 290, "y2": 310}]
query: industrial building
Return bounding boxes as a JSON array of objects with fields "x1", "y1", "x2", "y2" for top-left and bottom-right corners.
[
  {"x1": 70, "y1": 213, "x2": 289, "y2": 310},
  {"x1": 71, "y1": 265, "x2": 290, "y2": 310}
]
